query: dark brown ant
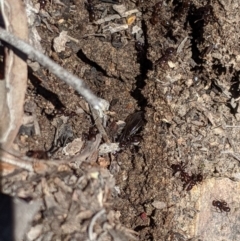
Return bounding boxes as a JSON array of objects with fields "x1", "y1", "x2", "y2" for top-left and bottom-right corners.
[
  {"x1": 161, "y1": 19, "x2": 171, "y2": 28},
  {"x1": 43, "y1": 108, "x2": 76, "y2": 121},
  {"x1": 212, "y1": 200, "x2": 230, "y2": 213},
  {"x1": 165, "y1": 47, "x2": 175, "y2": 56},
  {"x1": 183, "y1": 173, "x2": 203, "y2": 191},
  {"x1": 150, "y1": 1, "x2": 162, "y2": 25},
  {"x1": 39, "y1": 0, "x2": 47, "y2": 9},
  {"x1": 171, "y1": 162, "x2": 186, "y2": 176},
  {"x1": 26, "y1": 137, "x2": 63, "y2": 159},
  {"x1": 174, "y1": 0, "x2": 191, "y2": 19},
  {"x1": 26, "y1": 145, "x2": 61, "y2": 159},
  {"x1": 155, "y1": 47, "x2": 175, "y2": 69},
  {"x1": 82, "y1": 126, "x2": 99, "y2": 141},
  {"x1": 26, "y1": 150, "x2": 49, "y2": 160},
  {"x1": 171, "y1": 162, "x2": 203, "y2": 191},
  {"x1": 171, "y1": 162, "x2": 191, "y2": 183},
  {"x1": 86, "y1": 0, "x2": 96, "y2": 22},
  {"x1": 88, "y1": 126, "x2": 99, "y2": 141}
]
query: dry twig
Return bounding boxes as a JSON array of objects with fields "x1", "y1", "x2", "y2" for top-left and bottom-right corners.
[
  {"x1": 88, "y1": 209, "x2": 106, "y2": 241},
  {"x1": 0, "y1": 27, "x2": 107, "y2": 116}
]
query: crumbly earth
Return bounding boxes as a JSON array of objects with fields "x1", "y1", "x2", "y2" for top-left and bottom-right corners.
[{"x1": 9, "y1": 0, "x2": 240, "y2": 240}]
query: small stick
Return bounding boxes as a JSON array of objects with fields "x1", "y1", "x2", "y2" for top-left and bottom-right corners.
[
  {"x1": 88, "y1": 209, "x2": 106, "y2": 241},
  {"x1": 0, "y1": 151, "x2": 34, "y2": 172},
  {"x1": 0, "y1": 27, "x2": 104, "y2": 114}
]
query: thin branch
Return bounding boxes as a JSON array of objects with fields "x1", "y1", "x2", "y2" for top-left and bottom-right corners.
[
  {"x1": 0, "y1": 150, "x2": 34, "y2": 171},
  {"x1": 0, "y1": 27, "x2": 104, "y2": 113},
  {"x1": 88, "y1": 209, "x2": 106, "y2": 241},
  {"x1": 0, "y1": 148, "x2": 77, "y2": 172}
]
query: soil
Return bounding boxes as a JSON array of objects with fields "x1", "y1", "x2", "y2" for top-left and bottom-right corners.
[{"x1": 4, "y1": 0, "x2": 240, "y2": 240}]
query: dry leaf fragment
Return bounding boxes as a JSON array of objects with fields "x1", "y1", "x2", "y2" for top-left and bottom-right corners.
[
  {"x1": 63, "y1": 138, "x2": 84, "y2": 156},
  {"x1": 99, "y1": 142, "x2": 120, "y2": 154},
  {"x1": 0, "y1": 0, "x2": 28, "y2": 149},
  {"x1": 53, "y1": 31, "x2": 70, "y2": 53},
  {"x1": 127, "y1": 15, "x2": 136, "y2": 25}
]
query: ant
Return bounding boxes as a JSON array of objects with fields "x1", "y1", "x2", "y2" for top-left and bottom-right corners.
[
  {"x1": 161, "y1": 19, "x2": 172, "y2": 28},
  {"x1": 150, "y1": 1, "x2": 162, "y2": 25},
  {"x1": 86, "y1": 126, "x2": 99, "y2": 141},
  {"x1": 42, "y1": 108, "x2": 76, "y2": 121},
  {"x1": 26, "y1": 138, "x2": 63, "y2": 159},
  {"x1": 183, "y1": 173, "x2": 203, "y2": 191},
  {"x1": 171, "y1": 162, "x2": 190, "y2": 183},
  {"x1": 88, "y1": 126, "x2": 99, "y2": 141},
  {"x1": 155, "y1": 47, "x2": 175, "y2": 69},
  {"x1": 173, "y1": 0, "x2": 191, "y2": 19},
  {"x1": 171, "y1": 162, "x2": 203, "y2": 191},
  {"x1": 85, "y1": 0, "x2": 96, "y2": 22},
  {"x1": 26, "y1": 150, "x2": 49, "y2": 159},
  {"x1": 212, "y1": 200, "x2": 231, "y2": 213},
  {"x1": 39, "y1": 0, "x2": 47, "y2": 9},
  {"x1": 171, "y1": 162, "x2": 186, "y2": 176},
  {"x1": 171, "y1": 162, "x2": 190, "y2": 182}
]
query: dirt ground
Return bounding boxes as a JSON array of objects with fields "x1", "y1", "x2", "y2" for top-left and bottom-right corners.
[{"x1": 1, "y1": 0, "x2": 240, "y2": 240}]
